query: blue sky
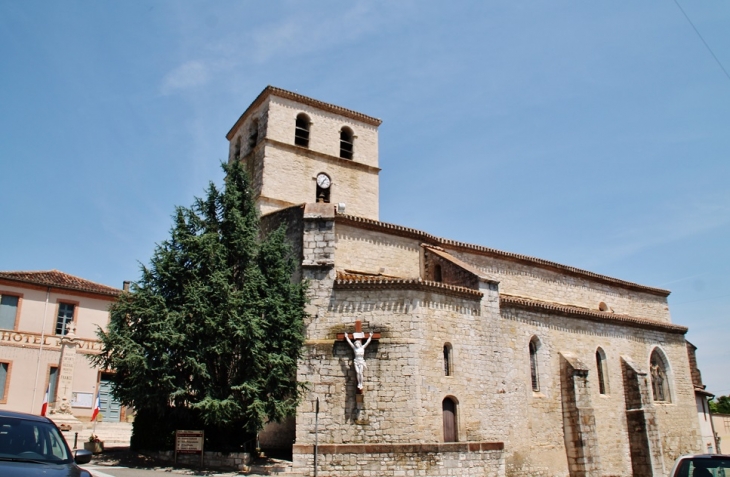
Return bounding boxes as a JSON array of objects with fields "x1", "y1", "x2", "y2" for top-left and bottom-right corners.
[{"x1": 1, "y1": 1, "x2": 728, "y2": 395}]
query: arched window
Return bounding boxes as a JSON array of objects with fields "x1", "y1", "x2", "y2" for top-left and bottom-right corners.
[
  {"x1": 529, "y1": 337, "x2": 540, "y2": 392},
  {"x1": 434, "y1": 264, "x2": 442, "y2": 282},
  {"x1": 596, "y1": 348, "x2": 609, "y2": 395},
  {"x1": 295, "y1": 113, "x2": 310, "y2": 148},
  {"x1": 443, "y1": 343, "x2": 453, "y2": 376},
  {"x1": 442, "y1": 397, "x2": 458, "y2": 442},
  {"x1": 340, "y1": 127, "x2": 354, "y2": 159},
  {"x1": 233, "y1": 136, "x2": 241, "y2": 161},
  {"x1": 650, "y1": 348, "x2": 671, "y2": 403},
  {"x1": 248, "y1": 118, "x2": 259, "y2": 150}
]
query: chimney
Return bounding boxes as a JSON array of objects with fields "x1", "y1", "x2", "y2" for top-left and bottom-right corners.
[{"x1": 122, "y1": 281, "x2": 131, "y2": 292}]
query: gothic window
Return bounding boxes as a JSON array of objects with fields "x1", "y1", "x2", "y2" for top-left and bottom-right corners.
[
  {"x1": 340, "y1": 127, "x2": 354, "y2": 159},
  {"x1": 529, "y1": 337, "x2": 540, "y2": 392},
  {"x1": 650, "y1": 348, "x2": 671, "y2": 403},
  {"x1": 443, "y1": 343, "x2": 453, "y2": 376},
  {"x1": 442, "y1": 397, "x2": 458, "y2": 442},
  {"x1": 248, "y1": 119, "x2": 259, "y2": 151},
  {"x1": 596, "y1": 348, "x2": 609, "y2": 395},
  {"x1": 295, "y1": 113, "x2": 310, "y2": 148},
  {"x1": 55, "y1": 302, "x2": 75, "y2": 335},
  {"x1": 434, "y1": 264, "x2": 442, "y2": 282}
]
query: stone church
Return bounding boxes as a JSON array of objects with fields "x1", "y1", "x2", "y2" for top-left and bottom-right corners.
[{"x1": 226, "y1": 86, "x2": 704, "y2": 476}]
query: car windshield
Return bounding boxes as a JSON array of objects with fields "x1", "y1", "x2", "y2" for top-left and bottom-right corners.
[
  {"x1": 676, "y1": 457, "x2": 730, "y2": 477},
  {"x1": 0, "y1": 417, "x2": 71, "y2": 464}
]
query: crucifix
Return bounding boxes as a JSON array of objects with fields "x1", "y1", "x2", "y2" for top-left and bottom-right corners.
[{"x1": 336, "y1": 320, "x2": 380, "y2": 393}]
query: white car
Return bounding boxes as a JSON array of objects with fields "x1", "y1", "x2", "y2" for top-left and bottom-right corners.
[{"x1": 669, "y1": 454, "x2": 730, "y2": 477}]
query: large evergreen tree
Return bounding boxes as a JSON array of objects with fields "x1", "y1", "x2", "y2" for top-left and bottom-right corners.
[{"x1": 91, "y1": 160, "x2": 306, "y2": 450}]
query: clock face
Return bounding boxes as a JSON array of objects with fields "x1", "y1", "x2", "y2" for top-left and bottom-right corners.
[{"x1": 316, "y1": 173, "x2": 331, "y2": 189}]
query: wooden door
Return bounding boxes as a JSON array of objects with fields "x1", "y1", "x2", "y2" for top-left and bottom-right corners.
[{"x1": 442, "y1": 398, "x2": 457, "y2": 442}]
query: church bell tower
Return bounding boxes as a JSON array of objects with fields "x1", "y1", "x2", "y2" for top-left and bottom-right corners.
[{"x1": 225, "y1": 86, "x2": 382, "y2": 220}]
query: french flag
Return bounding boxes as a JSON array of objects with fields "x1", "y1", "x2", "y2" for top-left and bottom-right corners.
[
  {"x1": 40, "y1": 384, "x2": 50, "y2": 416},
  {"x1": 91, "y1": 393, "x2": 101, "y2": 421}
]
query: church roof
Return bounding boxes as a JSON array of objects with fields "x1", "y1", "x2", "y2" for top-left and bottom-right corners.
[
  {"x1": 226, "y1": 86, "x2": 383, "y2": 140},
  {"x1": 0, "y1": 270, "x2": 121, "y2": 298},
  {"x1": 422, "y1": 244, "x2": 497, "y2": 283},
  {"x1": 335, "y1": 271, "x2": 484, "y2": 300},
  {"x1": 336, "y1": 214, "x2": 671, "y2": 297}
]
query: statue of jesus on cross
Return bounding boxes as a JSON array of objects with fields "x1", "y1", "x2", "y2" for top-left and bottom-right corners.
[
  {"x1": 337, "y1": 320, "x2": 380, "y2": 392},
  {"x1": 344, "y1": 331, "x2": 374, "y2": 390}
]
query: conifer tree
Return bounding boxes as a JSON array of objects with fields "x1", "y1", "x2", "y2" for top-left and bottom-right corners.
[{"x1": 92, "y1": 160, "x2": 306, "y2": 449}]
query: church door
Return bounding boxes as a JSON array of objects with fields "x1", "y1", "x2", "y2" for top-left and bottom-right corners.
[{"x1": 442, "y1": 398, "x2": 457, "y2": 442}]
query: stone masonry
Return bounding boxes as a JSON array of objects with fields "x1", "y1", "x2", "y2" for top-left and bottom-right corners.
[{"x1": 234, "y1": 86, "x2": 704, "y2": 476}]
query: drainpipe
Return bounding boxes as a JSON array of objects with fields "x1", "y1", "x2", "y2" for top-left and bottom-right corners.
[{"x1": 31, "y1": 286, "x2": 52, "y2": 413}]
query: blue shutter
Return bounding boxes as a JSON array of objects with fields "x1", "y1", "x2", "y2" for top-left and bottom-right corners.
[{"x1": 0, "y1": 363, "x2": 8, "y2": 399}]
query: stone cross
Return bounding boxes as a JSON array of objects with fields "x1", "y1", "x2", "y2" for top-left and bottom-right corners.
[{"x1": 337, "y1": 320, "x2": 380, "y2": 394}]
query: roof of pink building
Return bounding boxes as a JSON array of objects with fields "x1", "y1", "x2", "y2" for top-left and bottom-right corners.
[{"x1": 0, "y1": 270, "x2": 121, "y2": 298}]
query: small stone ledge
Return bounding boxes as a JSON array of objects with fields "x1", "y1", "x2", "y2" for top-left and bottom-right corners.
[{"x1": 293, "y1": 441, "x2": 504, "y2": 454}]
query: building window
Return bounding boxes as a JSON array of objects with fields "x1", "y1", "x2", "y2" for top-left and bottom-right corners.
[
  {"x1": 55, "y1": 303, "x2": 75, "y2": 335},
  {"x1": 442, "y1": 397, "x2": 458, "y2": 442},
  {"x1": 295, "y1": 113, "x2": 310, "y2": 148},
  {"x1": 596, "y1": 348, "x2": 609, "y2": 395},
  {"x1": 340, "y1": 127, "x2": 354, "y2": 159},
  {"x1": 433, "y1": 264, "x2": 442, "y2": 282},
  {"x1": 48, "y1": 366, "x2": 59, "y2": 405},
  {"x1": 444, "y1": 343, "x2": 453, "y2": 376},
  {"x1": 0, "y1": 294, "x2": 20, "y2": 329},
  {"x1": 0, "y1": 362, "x2": 9, "y2": 404},
  {"x1": 248, "y1": 119, "x2": 259, "y2": 151},
  {"x1": 650, "y1": 348, "x2": 671, "y2": 403},
  {"x1": 529, "y1": 337, "x2": 540, "y2": 392},
  {"x1": 233, "y1": 136, "x2": 241, "y2": 161}
]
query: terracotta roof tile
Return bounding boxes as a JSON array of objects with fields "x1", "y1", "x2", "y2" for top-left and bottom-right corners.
[
  {"x1": 227, "y1": 86, "x2": 382, "y2": 140},
  {"x1": 500, "y1": 294, "x2": 687, "y2": 334},
  {"x1": 335, "y1": 271, "x2": 483, "y2": 300},
  {"x1": 0, "y1": 270, "x2": 121, "y2": 298},
  {"x1": 336, "y1": 214, "x2": 670, "y2": 297}
]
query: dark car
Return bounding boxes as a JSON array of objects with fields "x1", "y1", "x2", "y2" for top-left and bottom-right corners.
[
  {"x1": 669, "y1": 454, "x2": 730, "y2": 477},
  {"x1": 0, "y1": 409, "x2": 93, "y2": 476}
]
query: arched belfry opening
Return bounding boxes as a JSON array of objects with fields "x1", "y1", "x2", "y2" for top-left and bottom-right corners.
[
  {"x1": 295, "y1": 113, "x2": 310, "y2": 148},
  {"x1": 340, "y1": 126, "x2": 354, "y2": 159}
]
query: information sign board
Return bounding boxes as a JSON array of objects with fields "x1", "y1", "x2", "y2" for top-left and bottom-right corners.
[{"x1": 175, "y1": 430, "x2": 204, "y2": 466}]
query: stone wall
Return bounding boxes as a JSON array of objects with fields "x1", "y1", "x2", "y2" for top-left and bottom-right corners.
[
  {"x1": 291, "y1": 215, "x2": 702, "y2": 476},
  {"x1": 499, "y1": 305, "x2": 701, "y2": 476},
  {"x1": 146, "y1": 450, "x2": 251, "y2": 472},
  {"x1": 292, "y1": 442, "x2": 504, "y2": 477},
  {"x1": 266, "y1": 96, "x2": 379, "y2": 169},
  {"x1": 334, "y1": 224, "x2": 421, "y2": 277},
  {"x1": 450, "y1": 248, "x2": 671, "y2": 323}
]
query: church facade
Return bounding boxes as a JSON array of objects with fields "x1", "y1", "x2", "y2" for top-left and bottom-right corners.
[{"x1": 228, "y1": 87, "x2": 704, "y2": 476}]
